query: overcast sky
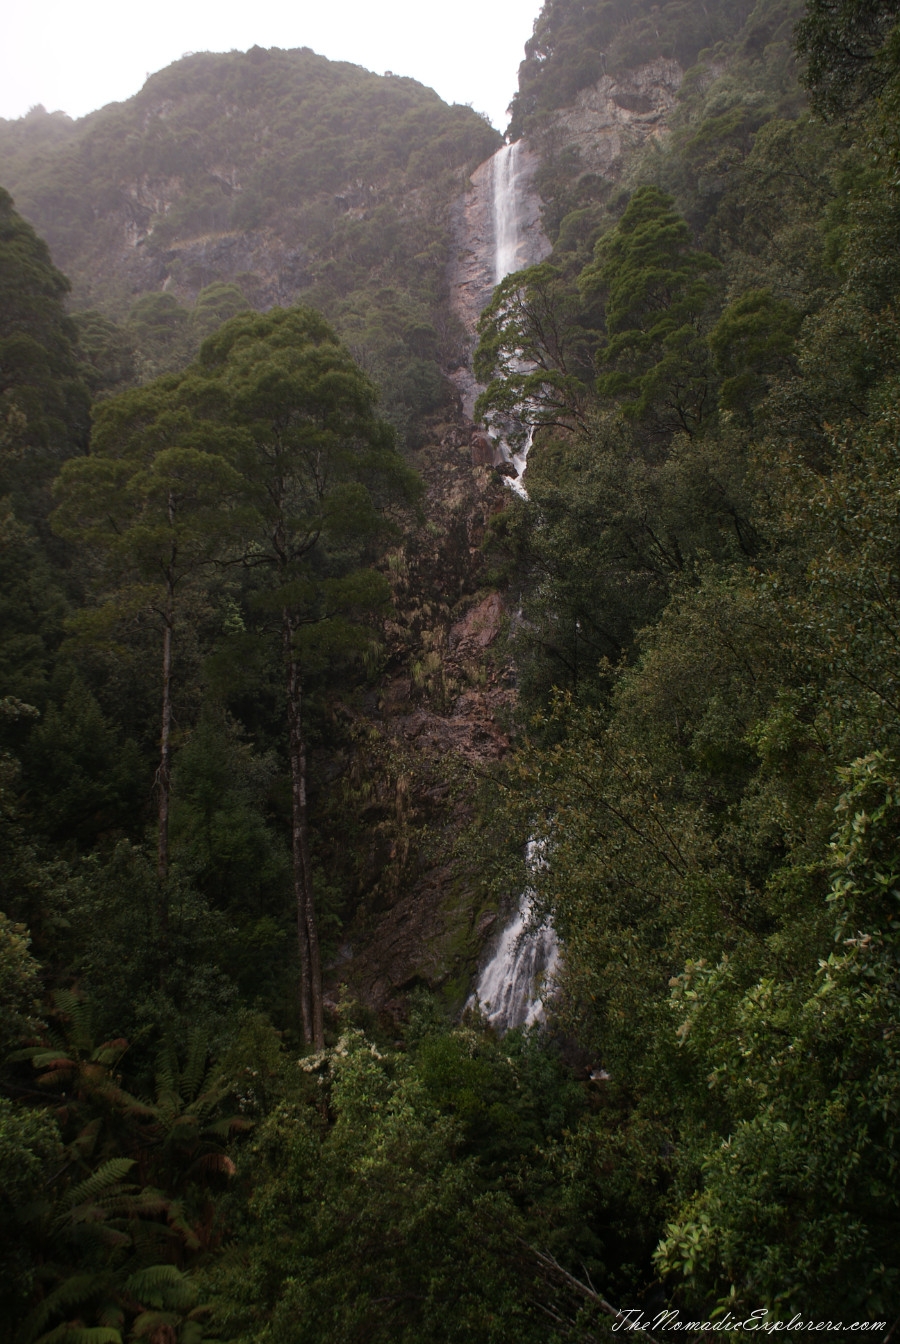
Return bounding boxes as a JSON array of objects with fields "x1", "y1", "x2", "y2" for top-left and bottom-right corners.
[{"x1": 1, "y1": 0, "x2": 537, "y2": 130}]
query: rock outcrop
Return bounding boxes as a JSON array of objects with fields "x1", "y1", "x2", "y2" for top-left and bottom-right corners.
[{"x1": 544, "y1": 59, "x2": 683, "y2": 181}]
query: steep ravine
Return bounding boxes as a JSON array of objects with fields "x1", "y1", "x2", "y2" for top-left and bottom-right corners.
[
  {"x1": 328, "y1": 137, "x2": 556, "y2": 1021},
  {"x1": 331, "y1": 65, "x2": 685, "y2": 1021}
]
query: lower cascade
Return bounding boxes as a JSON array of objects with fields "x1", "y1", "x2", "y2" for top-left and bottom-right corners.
[{"x1": 468, "y1": 841, "x2": 559, "y2": 1032}]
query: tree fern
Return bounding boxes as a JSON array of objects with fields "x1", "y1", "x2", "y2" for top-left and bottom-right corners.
[
  {"x1": 181, "y1": 1027, "x2": 210, "y2": 1104},
  {"x1": 124, "y1": 1264, "x2": 194, "y2": 1309},
  {"x1": 19, "y1": 1272, "x2": 107, "y2": 1343},
  {"x1": 33, "y1": 1327, "x2": 122, "y2": 1344},
  {"x1": 59, "y1": 1160, "x2": 134, "y2": 1214}
]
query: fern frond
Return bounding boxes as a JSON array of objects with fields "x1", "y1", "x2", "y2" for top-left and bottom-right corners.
[
  {"x1": 189, "y1": 1153, "x2": 236, "y2": 1177},
  {"x1": 70, "y1": 1118, "x2": 103, "y2": 1159},
  {"x1": 61, "y1": 1159, "x2": 135, "y2": 1212},
  {"x1": 124, "y1": 1263, "x2": 186, "y2": 1294},
  {"x1": 131, "y1": 1310, "x2": 181, "y2": 1338},
  {"x1": 95, "y1": 1302, "x2": 124, "y2": 1330},
  {"x1": 182, "y1": 1027, "x2": 210, "y2": 1102},
  {"x1": 116, "y1": 1089, "x2": 156, "y2": 1119},
  {"x1": 20, "y1": 1271, "x2": 104, "y2": 1342},
  {"x1": 154, "y1": 1040, "x2": 179, "y2": 1100},
  {"x1": 35, "y1": 1327, "x2": 122, "y2": 1344},
  {"x1": 181, "y1": 1322, "x2": 212, "y2": 1344},
  {"x1": 91, "y1": 1038, "x2": 128, "y2": 1067},
  {"x1": 119, "y1": 1188, "x2": 171, "y2": 1218},
  {"x1": 164, "y1": 1199, "x2": 201, "y2": 1250},
  {"x1": 27, "y1": 1049, "x2": 76, "y2": 1073},
  {"x1": 65, "y1": 1225, "x2": 131, "y2": 1252},
  {"x1": 203, "y1": 1114, "x2": 252, "y2": 1139}
]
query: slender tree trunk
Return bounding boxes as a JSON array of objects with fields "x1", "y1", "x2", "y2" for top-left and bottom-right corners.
[
  {"x1": 283, "y1": 609, "x2": 325, "y2": 1049},
  {"x1": 154, "y1": 571, "x2": 175, "y2": 968},
  {"x1": 157, "y1": 619, "x2": 173, "y2": 883},
  {"x1": 156, "y1": 498, "x2": 179, "y2": 961}
]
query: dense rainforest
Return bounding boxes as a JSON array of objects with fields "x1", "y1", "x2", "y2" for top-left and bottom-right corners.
[{"x1": 2, "y1": 0, "x2": 900, "y2": 1339}]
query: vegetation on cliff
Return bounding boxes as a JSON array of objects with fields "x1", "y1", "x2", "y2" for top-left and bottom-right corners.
[
  {"x1": 507, "y1": 0, "x2": 800, "y2": 136},
  {"x1": 0, "y1": 47, "x2": 501, "y2": 448},
  {"x1": 2, "y1": 0, "x2": 900, "y2": 1337},
  {"x1": 473, "y1": 0, "x2": 900, "y2": 1321}
]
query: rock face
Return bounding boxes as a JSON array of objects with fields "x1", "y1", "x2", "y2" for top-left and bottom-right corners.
[
  {"x1": 470, "y1": 432, "x2": 496, "y2": 467},
  {"x1": 102, "y1": 222, "x2": 313, "y2": 312},
  {"x1": 544, "y1": 59, "x2": 683, "y2": 180},
  {"x1": 325, "y1": 433, "x2": 516, "y2": 1021}
]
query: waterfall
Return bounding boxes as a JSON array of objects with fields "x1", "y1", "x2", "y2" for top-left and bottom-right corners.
[
  {"x1": 485, "y1": 140, "x2": 538, "y2": 493},
  {"x1": 449, "y1": 147, "x2": 559, "y2": 1028},
  {"x1": 468, "y1": 840, "x2": 559, "y2": 1032},
  {"x1": 447, "y1": 135, "x2": 549, "y2": 423},
  {"x1": 491, "y1": 140, "x2": 525, "y2": 285}
]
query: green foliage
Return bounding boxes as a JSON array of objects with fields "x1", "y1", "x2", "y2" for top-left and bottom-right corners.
[
  {"x1": 0, "y1": 499, "x2": 67, "y2": 706},
  {"x1": 170, "y1": 711, "x2": 288, "y2": 909},
  {"x1": 207, "y1": 1021, "x2": 593, "y2": 1344},
  {"x1": 190, "y1": 282, "x2": 251, "y2": 341},
  {"x1": 708, "y1": 287, "x2": 803, "y2": 415},
  {"x1": 4, "y1": 0, "x2": 900, "y2": 1331},
  {"x1": 485, "y1": 419, "x2": 756, "y2": 707},
  {"x1": 795, "y1": 0, "x2": 900, "y2": 116},
  {"x1": 70, "y1": 311, "x2": 136, "y2": 398},
  {"x1": 0, "y1": 910, "x2": 43, "y2": 1056},
  {"x1": 195, "y1": 304, "x2": 420, "y2": 651},
  {"x1": 0, "y1": 187, "x2": 90, "y2": 524},
  {"x1": 0, "y1": 1097, "x2": 62, "y2": 1330},
  {"x1": 474, "y1": 262, "x2": 593, "y2": 443},
  {"x1": 125, "y1": 293, "x2": 194, "y2": 382},
  {"x1": 23, "y1": 675, "x2": 144, "y2": 848},
  {"x1": 582, "y1": 187, "x2": 721, "y2": 433},
  {"x1": 471, "y1": 9, "x2": 900, "y2": 1317},
  {"x1": 64, "y1": 843, "x2": 240, "y2": 1049},
  {"x1": 1, "y1": 999, "x2": 240, "y2": 1343},
  {"x1": 657, "y1": 754, "x2": 900, "y2": 1315}
]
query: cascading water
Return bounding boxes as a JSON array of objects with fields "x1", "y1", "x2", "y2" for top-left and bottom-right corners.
[
  {"x1": 491, "y1": 140, "x2": 525, "y2": 285},
  {"x1": 468, "y1": 840, "x2": 559, "y2": 1033},
  {"x1": 485, "y1": 140, "x2": 539, "y2": 496},
  {"x1": 449, "y1": 142, "x2": 558, "y2": 1030}
]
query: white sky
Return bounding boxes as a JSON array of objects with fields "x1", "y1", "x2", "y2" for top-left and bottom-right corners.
[{"x1": 1, "y1": 0, "x2": 538, "y2": 131}]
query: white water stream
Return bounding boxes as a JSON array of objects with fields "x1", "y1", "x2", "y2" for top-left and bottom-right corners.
[
  {"x1": 462, "y1": 142, "x2": 559, "y2": 1032},
  {"x1": 468, "y1": 841, "x2": 559, "y2": 1033},
  {"x1": 486, "y1": 140, "x2": 537, "y2": 499},
  {"x1": 491, "y1": 140, "x2": 526, "y2": 284}
]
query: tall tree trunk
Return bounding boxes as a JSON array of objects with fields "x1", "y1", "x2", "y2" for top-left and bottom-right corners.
[
  {"x1": 284, "y1": 609, "x2": 325, "y2": 1049},
  {"x1": 157, "y1": 574, "x2": 174, "y2": 912}
]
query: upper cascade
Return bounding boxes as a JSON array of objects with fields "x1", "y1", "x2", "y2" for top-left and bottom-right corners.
[
  {"x1": 491, "y1": 139, "x2": 531, "y2": 285},
  {"x1": 448, "y1": 138, "x2": 551, "y2": 379}
]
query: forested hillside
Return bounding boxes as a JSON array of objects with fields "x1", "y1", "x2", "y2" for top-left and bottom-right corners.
[
  {"x1": 0, "y1": 47, "x2": 500, "y2": 443},
  {"x1": 3, "y1": 0, "x2": 900, "y2": 1338}
]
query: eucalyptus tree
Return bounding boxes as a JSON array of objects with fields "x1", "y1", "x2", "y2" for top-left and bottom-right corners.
[
  {"x1": 473, "y1": 261, "x2": 594, "y2": 442},
  {"x1": 197, "y1": 307, "x2": 419, "y2": 1048},
  {"x1": 52, "y1": 378, "x2": 245, "y2": 904},
  {"x1": 579, "y1": 186, "x2": 721, "y2": 439}
]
